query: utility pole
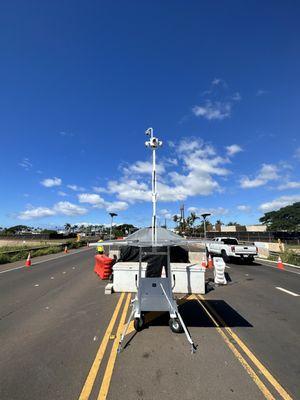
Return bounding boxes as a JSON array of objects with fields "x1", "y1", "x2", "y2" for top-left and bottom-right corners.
[{"x1": 145, "y1": 127, "x2": 162, "y2": 245}]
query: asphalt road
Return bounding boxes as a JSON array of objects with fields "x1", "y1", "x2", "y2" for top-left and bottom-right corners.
[{"x1": 0, "y1": 250, "x2": 299, "y2": 400}]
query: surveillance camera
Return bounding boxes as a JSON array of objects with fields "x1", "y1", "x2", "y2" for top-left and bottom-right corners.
[{"x1": 145, "y1": 128, "x2": 152, "y2": 137}]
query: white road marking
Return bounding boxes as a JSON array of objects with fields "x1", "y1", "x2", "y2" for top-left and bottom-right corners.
[
  {"x1": 0, "y1": 248, "x2": 91, "y2": 275},
  {"x1": 50, "y1": 276, "x2": 54, "y2": 279},
  {"x1": 34, "y1": 284, "x2": 39, "y2": 287},
  {"x1": 275, "y1": 287, "x2": 299, "y2": 297},
  {"x1": 62, "y1": 271, "x2": 66, "y2": 274}
]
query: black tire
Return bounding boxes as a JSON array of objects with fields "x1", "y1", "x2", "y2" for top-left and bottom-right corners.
[
  {"x1": 134, "y1": 316, "x2": 145, "y2": 332},
  {"x1": 169, "y1": 318, "x2": 183, "y2": 333},
  {"x1": 247, "y1": 256, "x2": 254, "y2": 264},
  {"x1": 221, "y1": 250, "x2": 229, "y2": 263}
]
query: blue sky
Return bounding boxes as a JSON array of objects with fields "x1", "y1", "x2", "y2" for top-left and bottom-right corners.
[{"x1": 0, "y1": 1, "x2": 299, "y2": 229}]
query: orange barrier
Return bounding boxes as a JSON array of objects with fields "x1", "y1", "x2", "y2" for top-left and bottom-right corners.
[
  {"x1": 64, "y1": 245, "x2": 68, "y2": 253},
  {"x1": 94, "y1": 254, "x2": 114, "y2": 280}
]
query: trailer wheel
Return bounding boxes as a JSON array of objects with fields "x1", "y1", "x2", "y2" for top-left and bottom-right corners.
[
  {"x1": 134, "y1": 316, "x2": 145, "y2": 332},
  {"x1": 169, "y1": 318, "x2": 183, "y2": 333}
]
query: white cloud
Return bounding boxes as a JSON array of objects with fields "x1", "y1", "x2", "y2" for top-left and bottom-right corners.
[
  {"x1": 226, "y1": 144, "x2": 243, "y2": 156},
  {"x1": 106, "y1": 201, "x2": 128, "y2": 212},
  {"x1": 18, "y1": 201, "x2": 86, "y2": 220},
  {"x1": 123, "y1": 161, "x2": 165, "y2": 175},
  {"x1": 107, "y1": 180, "x2": 150, "y2": 203},
  {"x1": 78, "y1": 193, "x2": 105, "y2": 205},
  {"x1": 256, "y1": 89, "x2": 268, "y2": 96},
  {"x1": 58, "y1": 191, "x2": 67, "y2": 197},
  {"x1": 41, "y1": 177, "x2": 62, "y2": 187},
  {"x1": 19, "y1": 158, "x2": 32, "y2": 170},
  {"x1": 104, "y1": 138, "x2": 231, "y2": 204},
  {"x1": 240, "y1": 164, "x2": 279, "y2": 188},
  {"x1": 165, "y1": 158, "x2": 178, "y2": 166},
  {"x1": 277, "y1": 181, "x2": 300, "y2": 190},
  {"x1": 212, "y1": 78, "x2": 222, "y2": 85},
  {"x1": 259, "y1": 195, "x2": 300, "y2": 212},
  {"x1": 59, "y1": 131, "x2": 74, "y2": 137},
  {"x1": 232, "y1": 92, "x2": 242, "y2": 101},
  {"x1": 18, "y1": 207, "x2": 56, "y2": 220},
  {"x1": 92, "y1": 186, "x2": 108, "y2": 193},
  {"x1": 294, "y1": 147, "x2": 300, "y2": 160},
  {"x1": 193, "y1": 80, "x2": 240, "y2": 120},
  {"x1": 159, "y1": 209, "x2": 172, "y2": 220},
  {"x1": 67, "y1": 184, "x2": 85, "y2": 191},
  {"x1": 237, "y1": 205, "x2": 251, "y2": 212},
  {"x1": 193, "y1": 100, "x2": 232, "y2": 120},
  {"x1": 78, "y1": 193, "x2": 128, "y2": 212},
  {"x1": 53, "y1": 201, "x2": 87, "y2": 216}
]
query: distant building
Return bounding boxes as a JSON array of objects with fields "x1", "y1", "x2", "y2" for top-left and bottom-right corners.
[
  {"x1": 219, "y1": 224, "x2": 267, "y2": 233},
  {"x1": 220, "y1": 225, "x2": 237, "y2": 232},
  {"x1": 246, "y1": 225, "x2": 267, "y2": 232}
]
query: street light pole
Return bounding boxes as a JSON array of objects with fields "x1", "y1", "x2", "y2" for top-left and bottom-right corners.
[
  {"x1": 109, "y1": 213, "x2": 117, "y2": 239},
  {"x1": 201, "y1": 213, "x2": 211, "y2": 239}
]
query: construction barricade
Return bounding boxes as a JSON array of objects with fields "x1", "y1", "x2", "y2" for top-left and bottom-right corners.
[{"x1": 94, "y1": 254, "x2": 115, "y2": 280}]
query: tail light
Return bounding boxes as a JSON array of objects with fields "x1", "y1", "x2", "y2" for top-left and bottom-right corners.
[{"x1": 231, "y1": 246, "x2": 235, "y2": 252}]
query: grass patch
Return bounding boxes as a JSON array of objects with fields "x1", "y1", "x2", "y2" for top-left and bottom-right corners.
[
  {"x1": 0, "y1": 240, "x2": 87, "y2": 265},
  {"x1": 269, "y1": 249, "x2": 300, "y2": 266}
]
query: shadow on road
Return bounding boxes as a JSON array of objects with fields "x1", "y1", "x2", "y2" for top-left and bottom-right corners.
[{"x1": 141, "y1": 299, "x2": 252, "y2": 329}]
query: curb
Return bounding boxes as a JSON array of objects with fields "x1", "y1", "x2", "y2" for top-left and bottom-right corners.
[{"x1": 256, "y1": 257, "x2": 300, "y2": 270}]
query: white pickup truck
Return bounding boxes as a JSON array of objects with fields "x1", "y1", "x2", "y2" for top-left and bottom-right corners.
[{"x1": 206, "y1": 237, "x2": 257, "y2": 263}]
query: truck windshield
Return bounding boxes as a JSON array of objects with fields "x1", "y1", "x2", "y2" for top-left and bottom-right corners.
[{"x1": 222, "y1": 239, "x2": 239, "y2": 245}]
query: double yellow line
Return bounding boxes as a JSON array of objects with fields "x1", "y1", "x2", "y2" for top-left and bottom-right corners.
[
  {"x1": 78, "y1": 292, "x2": 131, "y2": 400},
  {"x1": 196, "y1": 295, "x2": 293, "y2": 400},
  {"x1": 79, "y1": 292, "x2": 293, "y2": 400}
]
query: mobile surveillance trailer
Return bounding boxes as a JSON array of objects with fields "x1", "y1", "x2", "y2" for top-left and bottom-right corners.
[{"x1": 90, "y1": 128, "x2": 199, "y2": 353}]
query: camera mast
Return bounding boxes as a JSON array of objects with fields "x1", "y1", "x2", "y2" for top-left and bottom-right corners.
[{"x1": 145, "y1": 127, "x2": 163, "y2": 245}]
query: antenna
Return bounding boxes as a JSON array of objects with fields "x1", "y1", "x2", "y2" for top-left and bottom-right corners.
[{"x1": 145, "y1": 127, "x2": 163, "y2": 245}]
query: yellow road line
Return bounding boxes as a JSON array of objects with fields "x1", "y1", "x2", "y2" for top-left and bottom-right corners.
[
  {"x1": 78, "y1": 293, "x2": 125, "y2": 400},
  {"x1": 196, "y1": 295, "x2": 275, "y2": 400},
  {"x1": 97, "y1": 293, "x2": 131, "y2": 400},
  {"x1": 197, "y1": 294, "x2": 293, "y2": 400}
]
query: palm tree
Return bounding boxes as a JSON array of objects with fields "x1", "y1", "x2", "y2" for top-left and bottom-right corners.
[
  {"x1": 64, "y1": 223, "x2": 71, "y2": 233},
  {"x1": 190, "y1": 212, "x2": 199, "y2": 235}
]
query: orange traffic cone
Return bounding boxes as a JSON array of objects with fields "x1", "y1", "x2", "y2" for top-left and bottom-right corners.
[
  {"x1": 64, "y1": 245, "x2": 68, "y2": 254},
  {"x1": 208, "y1": 254, "x2": 213, "y2": 269},
  {"x1": 25, "y1": 252, "x2": 31, "y2": 267},
  {"x1": 201, "y1": 254, "x2": 207, "y2": 268},
  {"x1": 277, "y1": 256, "x2": 284, "y2": 270}
]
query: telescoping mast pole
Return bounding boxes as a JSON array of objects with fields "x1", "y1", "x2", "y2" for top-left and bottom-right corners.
[{"x1": 145, "y1": 128, "x2": 162, "y2": 245}]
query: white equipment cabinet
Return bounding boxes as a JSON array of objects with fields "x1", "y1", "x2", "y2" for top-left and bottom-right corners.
[{"x1": 113, "y1": 262, "x2": 205, "y2": 294}]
